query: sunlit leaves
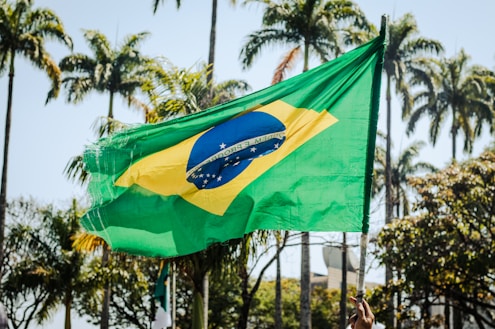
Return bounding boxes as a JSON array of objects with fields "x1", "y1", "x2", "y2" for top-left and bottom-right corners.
[{"x1": 374, "y1": 150, "x2": 495, "y2": 327}]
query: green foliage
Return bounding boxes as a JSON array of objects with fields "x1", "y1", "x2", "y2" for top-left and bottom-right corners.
[
  {"x1": 0, "y1": 0, "x2": 73, "y2": 97},
  {"x1": 374, "y1": 150, "x2": 495, "y2": 328},
  {"x1": 384, "y1": 13, "x2": 444, "y2": 119},
  {"x1": 207, "y1": 269, "x2": 243, "y2": 329},
  {"x1": 407, "y1": 49, "x2": 493, "y2": 160},
  {"x1": 2, "y1": 198, "x2": 89, "y2": 329},
  {"x1": 250, "y1": 278, "x2": 299, "y2": 329},
  {"x1": 77, "y1": 255, "x2": 159, "y2": 329},
  {"x1": 143, "y1": 61, "x2": 250, "y2": 122},
  {"x1": 240, "y1": 0, "x2": 374, "y2": 72},
  {"x1": 56, "y1": 29, "x2": 150, "y2": 102},
  {"x1": 165, "y1": 264, "x2": 242, "y2": 329},
  {"x1": 373, "y1": 140, "x2": 437, "y2": 218},
  {"x1": 248, "y1": 278, "x2": 345, "y2": 329}
]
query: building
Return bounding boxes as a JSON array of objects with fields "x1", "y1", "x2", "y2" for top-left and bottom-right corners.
[{"x1": 310, "y1": 246, "x2": 380, "y2": 290}]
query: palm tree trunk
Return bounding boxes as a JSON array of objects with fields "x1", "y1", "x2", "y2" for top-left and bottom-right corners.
[
  {"x1": 385, "y1": 74, "x2": 395, "y2": 328},
  {"x1": 395, "y1": 191, "x2": 402, "y2": 329},
  {"x1": 237, "y1": 261, "x2": 250, "y2": 329},
  {"x1": 302, "y1": 41, "x2": 310, "y2": 72},
  {"x1": 396, "y1": 185, "x2": 401, "y2": 218},
  {"x1": 300, "y1": 232, "x2": 311, "y2": 329},
  {"x1": 397, "y1": 269, "x2": 402, "y2": 329},
  {"x1": 0, "y1": 55, "x2": 16, "y2": 289},
  {"x1": 100, "y1": 247, "x2": 111, "y2": 329},
  {"x1": 192, "y1": 289, "x2": 205, "y2": 329},
  {"x1": 299, "y1": 47, "x2": 311, "y2": 329},
  {"x1": 207, "y1": 0, "x2": 217, "y2": 86},
  {"x1": 444, "y1": 296, "x2": 450, "y2": 329},
  {"x1": 339, "y1": 233, "x2": 347, "y2": 329},
  {"x1": 65, "y1": 288, "x2": 72, "y2": 329},
  {"x1": 99, "y1": 89, "x2": 115, "y2": 329},
  {"x1": 385, "y1": 74, "x2": 393, "y2": 225},
  {"x1": 171, "y1": 262, "x2": 177, "y2": 329},
  {"x1": 451, "y1": 107, "x2": 457, "y2": 161},
  {"x1": 108, "y1": 91, "x2": 114, "y2": 119},
  {"x1": 203, "y1": 273, "x2": 209, "y2": 329},
  {"x1": 275, "y1": 235, "x2": 282, "y2": 329}
]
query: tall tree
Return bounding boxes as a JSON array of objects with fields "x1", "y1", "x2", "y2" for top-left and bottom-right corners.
[
  {"x1": 406, "y1": 56, "x2": 493, "y2": 326},
  {"x1": 374, "y1": 140, "x2": 436, "y2": 218},
  {"x1": 375, "y1": 150, "x2": 495, "y2": 329},
  {"x1": 373, "y1": 140, "x2": 436, "y2": 328},
  {"x1": 50, "y1": 29, "x2": 155, "y2": 131},
  {"x1": 76, "y1": 254, "x2": 161, "y2": 329},
  {"x1": 130, "y1": 63, "x2": 250, "y2": 329},
  {"x1": 406, "y1": 49, "x2": 493, "y2": 161},
  {"x1": 382, "y1": 13, "x2": 443, "y2": 326},
  {"x1": 144, "y1": 61, "x2": 250, "y2": 121},
  {"x1": 2, "y1": 198, "x2": 89, "y2": 329},
  {"x1": 50, "y1": 30, "x2": 156, "y2": 329},
  {"x1": 235, "y1": 231, "x2": 289, "y2": 329},
  {"x1": 240, "y1": 0, "x2": 373, "y2": 77},
  {"x1": 173, "y1": 241, "x2": 242, "y2": 329},
  {"x1": 239, "y1": 2, "x2": 371, "y2": 328},
  {"x1": 0, "y1": 0, "x2": 72, "y2": 284},
  {"x1": 2, "y1": 198, "x2": 51, "y2": 329}
]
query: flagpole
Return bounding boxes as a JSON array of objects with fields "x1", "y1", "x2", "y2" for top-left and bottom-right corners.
[
  {"x1": 356, "y1": 14, "x2": 388, "y2": 303},
  {"x1": 356, "y1": 233, "x2": 368, "y2": 301},
  {"x1": 172, "y1": 261, "x2": 176, "y2": 329}
]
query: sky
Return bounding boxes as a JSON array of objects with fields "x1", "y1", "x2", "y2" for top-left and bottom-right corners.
[{"x1": 2, "y1": 0, "x2": 495, "y2": 328}]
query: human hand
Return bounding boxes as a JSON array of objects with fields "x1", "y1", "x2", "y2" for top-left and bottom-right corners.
[{"x1": 350, "y1": 296, "x2": 374, "y2": 329}]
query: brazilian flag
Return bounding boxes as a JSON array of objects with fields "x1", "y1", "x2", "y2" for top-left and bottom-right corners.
[
  {"x1": 81, "y1": 29, "x2": 386, "y2": 258},
  {"x1": 154, "y1": 262, "x2": 169, "y2": 311}
]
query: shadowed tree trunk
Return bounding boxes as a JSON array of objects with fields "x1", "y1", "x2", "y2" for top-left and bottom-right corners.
[
  {"x1": 385, "y1": 73, "x2": 395, "y2": 328},
  {"x1": 300, "y1": 232, "x2": 311, "y2": 329},
  {"x1": 207, "y1": 0, "x2": 217, "y2": 86},
  {"x1": 275, "y1": 234, "x2": 283, "y2": 329},
  {"x1": 0, "y1": 60, "x2": 15, "y2": 287},
  {"x1": 339, "y1": 233, "x2": 347, "y2": 329},
  {"x1": 100, "y1": 247, "x2": 111, "y2": 329},
  {"x1": 237, "y1": 232, "x2": 288, "y2": 329}
]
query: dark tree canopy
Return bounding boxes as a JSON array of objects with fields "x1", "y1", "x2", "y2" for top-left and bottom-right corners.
[{"x1": 374, "y1": 150, "x2": 495, "y2": 328}]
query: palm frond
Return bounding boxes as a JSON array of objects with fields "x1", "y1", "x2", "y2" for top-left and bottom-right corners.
[{"x1": 271, "y1": 45, "x2": 301, "y2": 84}]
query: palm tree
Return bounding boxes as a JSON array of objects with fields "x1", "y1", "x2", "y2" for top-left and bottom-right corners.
[
  {"x1": 53, "y1": 29, "x2": 158, "y2": 187},
  {"x1": 0, "y1": 0, "x2": 72, "y2": 283},
  {"x1": 50, "y1": 29, "x2": 155, "y2": 129},
  {"x1": 172, "y1": 241, "x2": 243, "y2": 329},
  {"x1": 70, "y1": 61, "x2": 250, "y2": 329},
  {"x1": 382, "y1": 14, "x2": 443, "y2": 326},
  {"x1": 240, "y1": 0, "x2": 373, "y2": 76},
  {"x1": 152, "y1": 0, "x2": 237, "y2": 86},
  {"x1": 471, "y1": 65, "x2": 495, "y2": 140},
  {"x1": 373, "y1": 140, "x2": 436, "y2": 329},
  {"x1": 406, "y1": 49, "x2": 493, "y2": 161},
  {"x1": 141, "y1": 63, "x2": 250, "y2": 329},
  {"x1": 239, "y1": 2, "x2": 372, "y2": 328},
  {"x1": 383, "y1": 12, "x2": 443, "y2": 221},
  {"x1": 144, "y1": 61, "x2": 250, "y2": 121},
  {"x1": 3, "y1": 199, "x2": 89, "y2": 329},
  {"x1": 374, "y1": 141, "x2": 436, "y2": 218},
  {"x1": 36, "y1": 199, "x2": 89, "y2": 329},
  {"x1": 52, "y1": 32, "x2": 156, "y2": 328}
]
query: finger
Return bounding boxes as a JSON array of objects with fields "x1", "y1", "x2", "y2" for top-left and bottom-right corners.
[
  {"x1": 362, "y1": 300, "x2": 374, "y2": 320},
  {"x1": 356, "y1": 299, "x2": 366, "y2": 319},
  {"x1": 350, "y1": 296, "x2": 366, "y2": 318},
  {"x1": 362, "y1": 299, "x2": 371, "y2": 314}
]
